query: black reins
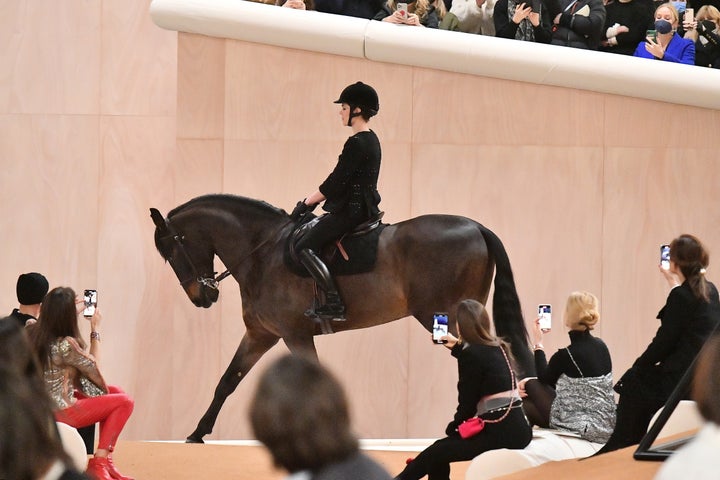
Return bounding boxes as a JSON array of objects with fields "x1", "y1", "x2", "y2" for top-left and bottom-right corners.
[{"x1": 162, "y1": 216, "x2": 290, "y2": 290}]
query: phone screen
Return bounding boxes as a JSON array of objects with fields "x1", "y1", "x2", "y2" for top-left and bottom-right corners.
[
  {"x1": 83, "y1": 289, "x2": 97, "y2": 317},
  {"x1": 432, "y1": 313, "x2": 449, "y2": 344},
  {"x1": 661, "y1": 244, "x2": 671, "y2": 270},
  {"x1": 646, "y1": 29, "x2": 657, "y2": 42},
  {"x1": 538, "y1": 304, "x2": 552, "y2": 332}
]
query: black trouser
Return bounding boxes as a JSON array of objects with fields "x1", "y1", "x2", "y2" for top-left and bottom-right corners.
[
  {"x1": 295, "y1": 212, "x2": 362, "y2": 253},
  {"x1": 595, "y1": 392, "x2": 665, "y2": 454},
  {"x1": 396, "y1": 408, "x2": 532, "y2": 480}
]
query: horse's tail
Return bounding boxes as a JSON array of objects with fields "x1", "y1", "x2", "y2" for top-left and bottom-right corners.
[{"x1": 480, "y1": 225, "x2": 535, "y2": 377}]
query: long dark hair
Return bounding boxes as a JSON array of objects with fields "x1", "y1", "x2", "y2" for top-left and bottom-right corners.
[
  {"x1": 670, "y1": 234, "x2": 710, "y2": 302},
  {"x1": 693, "y1": 334, "x2": 720, "y2": 424},
  {"x1": 249, "y1": 354, "x2": 358, "y2": 473},
  {"x1": 30, "y1": 287, "x2": 84, "y2": 370},
  {"x1": 456, "y1": 299, "x2": 515, "y2": 367},
  {"x1": 0, "y1": 320, "x2": 71, "y2": 479}
]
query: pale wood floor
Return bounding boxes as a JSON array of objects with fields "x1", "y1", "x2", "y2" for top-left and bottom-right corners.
[
  {"x1": 109, "y1": 441, "x2": 469, "y2": 479},
  {"x1": 107, "y1": 440, "x2": 667, "y2": 480}
]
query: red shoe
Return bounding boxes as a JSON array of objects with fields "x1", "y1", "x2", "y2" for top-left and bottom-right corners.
[
  {"x1": 85, "y1": 457, "x2": 113, "y2": 480},
  {"x1": 106, "y1": 456, "x2": 134, "y2": 480}
]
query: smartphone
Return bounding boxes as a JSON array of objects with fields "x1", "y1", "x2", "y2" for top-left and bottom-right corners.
[
  {"x1": 661, "y1": 244, "x2": 671, "y2": 270},
  {"x1": 83, "y1": 289, "x2": 98, "y2": 317},
  {"x1": 685, "y1": 8, "x2": 694, "y2": 24},
  {"x1": 646, "y1": 29, "x2": 657, "y2": 42},
  {"x1": 396, "y1": 2, "x2": 408, "y2": 19},
  {"x1": 531, "y1": 0, "x2": 541, "y2": 12},
  {"x1": 432, "y1": 313, "x2": 449, "y2": 344},
  {"x1": 538, "y1": 304, "x2": 552, "y2": 332}
]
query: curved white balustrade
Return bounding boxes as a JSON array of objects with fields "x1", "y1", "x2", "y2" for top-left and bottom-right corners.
[{"x1": 150, "y1": 0, "x2": 720, "y2": 110}]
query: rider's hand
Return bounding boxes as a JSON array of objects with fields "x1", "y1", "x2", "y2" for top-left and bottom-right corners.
[{"x1": 290, "y1": 200, "x2": 309, "y2": 221}]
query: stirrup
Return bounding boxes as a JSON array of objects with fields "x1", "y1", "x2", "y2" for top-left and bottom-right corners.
[{"x1": 304, "y1": 305, "x2": 346, "y2": 322}]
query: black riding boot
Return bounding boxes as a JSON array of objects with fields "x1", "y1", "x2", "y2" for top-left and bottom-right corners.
[{"x1": 298, "y1": 249, "x2": 346, "y2": 320}]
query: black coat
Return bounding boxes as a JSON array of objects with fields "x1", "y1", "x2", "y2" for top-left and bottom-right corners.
[
  {"x1": 550, "y1": 0, "x2": 606, "y2": 49},
  {"x1": 319, "y1": 130, "x2": 381, "y2": 221},
  {"x1": 618, "y1": 281, "x2": 720, "y2": 401}
]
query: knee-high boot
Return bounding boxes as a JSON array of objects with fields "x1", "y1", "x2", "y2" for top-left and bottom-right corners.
[{"x1": 298, "y1": 249, "x2": 345, "y2": 320}]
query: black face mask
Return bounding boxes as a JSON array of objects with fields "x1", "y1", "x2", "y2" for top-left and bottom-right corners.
[{"x1": 655, "y1": 19, "x2": 673, "y2": 34}]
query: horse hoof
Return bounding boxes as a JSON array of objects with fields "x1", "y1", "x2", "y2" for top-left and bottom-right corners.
[{"x1": 185, "y1": 436, "x2": 205, "y2": 444}]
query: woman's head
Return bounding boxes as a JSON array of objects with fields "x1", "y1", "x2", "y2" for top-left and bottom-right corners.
[
  {"x1": 697, "y1": 5, "x2": 720, "y2": 28},
  {"x1": 249, "y1": 354, "x2": 358, "y2": 473},
  {"x1": 456, "y1": 299, "x2": 497, "y2": 345},
  {"x1": 334, "y1": 82, "x2": 379, "y2": 126},
  {"x1": 670, "y1": 234, "x2": 710, "y2": 301},
  {"x1": 655, "y1": 3, "x2": 680, "y2": 28},
  {"x1": 692, "y1": 334, "x2": 720, "y2": 425},
  {"x1": 564, "y1": 291, "x2": 600, "y2": 331},
  {"x1": 31, "y1": 287, "x2": 83, "y2": 369}
]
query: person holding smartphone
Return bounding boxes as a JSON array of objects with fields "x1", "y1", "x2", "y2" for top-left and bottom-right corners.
[
  {"x1": 596, "y1": 234, "x2": 720, "y2": 454},
  {"x1": 374, "y1": 0, "x2": 440, "y2": 27},
  {"x1": 493, "y1": 0, "x2": 554, "y2": 43},
  {"x1": 633, "y1": 2, "x2": 695, "y2": 64},
  {"x1": 394, "y1": 299, "x2": 531, "y2": 480},
  {"x1": 29, "y1": 287, "x2": 135, "y2": 480},
  {"x1": 518, "y1": 292, "x2": 615, "y2": 444}
]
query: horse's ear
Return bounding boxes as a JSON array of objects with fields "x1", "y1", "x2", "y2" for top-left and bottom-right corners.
[{"x1": 150, "y1": 208, "x2": 168, "y2": 231}]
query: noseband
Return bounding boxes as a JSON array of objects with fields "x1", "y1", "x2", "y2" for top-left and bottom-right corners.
[{"x1": 161, "y1": 224, "x2": 220, "y2": 291}]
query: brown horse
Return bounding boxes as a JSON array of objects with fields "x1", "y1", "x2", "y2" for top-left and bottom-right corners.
[{"x1": 150, "y1": 194, "x2": 533, "y2": 443}]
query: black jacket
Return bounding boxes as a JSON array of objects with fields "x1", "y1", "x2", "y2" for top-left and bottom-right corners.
[
  {"x1": 446, "y1": 343, "x2": 514, "y2": 435},
  {"x1": 319, "y1": 130, "x2": 381, "y2": 220},
  {"x1": 551, "y1": 0, "x2": 606, "y2": 49},
  {"x1": 632, "y1": 281, "x2": 720, "y2": 398}
]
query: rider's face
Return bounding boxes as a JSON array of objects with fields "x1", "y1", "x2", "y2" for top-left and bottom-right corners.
[{"x1": 339, "y1": 103, "x2": 351, "y2": 125}]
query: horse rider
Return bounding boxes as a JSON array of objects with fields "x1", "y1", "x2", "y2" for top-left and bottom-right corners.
[{"x1": 290, "y1": 81, "x2": 383, "y2": 320}]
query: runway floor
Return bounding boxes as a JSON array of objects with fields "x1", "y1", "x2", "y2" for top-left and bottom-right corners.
[
  {"x1": 107, "y1": 439, "x2": 667, "y2": 480},
  {"x1": 109, "y1": 439, "x2": 469, "y2": 479}
]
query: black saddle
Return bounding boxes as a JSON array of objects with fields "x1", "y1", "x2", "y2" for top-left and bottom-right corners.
[{"x1": 285, "y1": 212, "x2": 386, "y2": 277}]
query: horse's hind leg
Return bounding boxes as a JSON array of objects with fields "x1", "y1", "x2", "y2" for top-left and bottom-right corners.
[{"x1": 187, "y1": 330, "x2": 279, "y2": 443}]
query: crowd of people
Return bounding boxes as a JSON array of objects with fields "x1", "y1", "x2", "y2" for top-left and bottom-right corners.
[{"x1": 254, "y1": 0, "x2": 720, "y2": 68}]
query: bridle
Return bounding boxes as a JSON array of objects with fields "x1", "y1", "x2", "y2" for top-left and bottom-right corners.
[{"x1": 159, "y1": 216, "x2": 289, "y2": 291}]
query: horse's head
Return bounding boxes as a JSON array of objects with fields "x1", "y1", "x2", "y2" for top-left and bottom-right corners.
[{"x1": 150, "y1": 208, "x2": 220, "y2": 308}]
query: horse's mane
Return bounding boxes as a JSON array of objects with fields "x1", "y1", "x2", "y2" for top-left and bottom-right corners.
[{"x1": 167, "y1": 194, "x2": 286, "y2": 219}]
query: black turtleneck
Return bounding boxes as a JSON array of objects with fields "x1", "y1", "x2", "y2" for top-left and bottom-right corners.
[{"x1": 535, "y1": 329, "x2": 612, "y2": 388}]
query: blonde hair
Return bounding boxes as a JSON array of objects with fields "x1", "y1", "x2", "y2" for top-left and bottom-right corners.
[
  {"x1": 655, "y1": 3, "x2": 680, "y2": 26},
  {"x1": 564, "y1": 291, "x2": 600, "y2": 331}
]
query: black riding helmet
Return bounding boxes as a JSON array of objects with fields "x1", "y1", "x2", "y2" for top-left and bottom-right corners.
[{"x1": 334, "y1": 81, "x2": 379, "y2": 126}]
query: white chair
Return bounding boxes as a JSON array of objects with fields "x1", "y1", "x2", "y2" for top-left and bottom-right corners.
[
  {"x1": 464, "y1": 429, "x2": 603, "y2": 480},
  {"x1": 56, "y1": 422, "x2": 89, "y2": 471}
]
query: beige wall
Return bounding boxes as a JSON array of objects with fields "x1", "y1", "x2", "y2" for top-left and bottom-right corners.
[{"x1": 3, "y1": 1, "x2": 720, "y2": 442}]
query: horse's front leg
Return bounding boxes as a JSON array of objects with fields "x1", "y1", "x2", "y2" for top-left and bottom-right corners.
[{"x1": 186, "y1": 329, "x2": 279, "y2": 443}]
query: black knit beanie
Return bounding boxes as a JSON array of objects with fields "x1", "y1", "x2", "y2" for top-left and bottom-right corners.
[{"x1": 16, "y1": 273, "x2": 49, "y2": 305}]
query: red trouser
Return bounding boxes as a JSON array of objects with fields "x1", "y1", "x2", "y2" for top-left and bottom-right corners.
[{"x1": 55, "y1": 385, "x2": 134, "y2": 451}]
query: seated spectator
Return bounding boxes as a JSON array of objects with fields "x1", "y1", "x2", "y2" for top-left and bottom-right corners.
[
  {"x1": 29, "y1": 287, "x2": 135, "y2": 480},
  {"x1": 597, "y1": 234, "x2": 720, "y2": 454},
  {"x1": 519, "y1": 292, "x2": 616, "y2": 444},
  {"x1": 250, "y1": 354, "x2": 392, "y2": 480},
  {"x1": 683, "y1": 5, "x2": 720, "y2": 67},
  {"x1": 394, "y1": 299, "x2": 532, "y2": 480},
  {"x1": 494, "y1": 0, "x2": 554, "y2": 42},
  {"x1": 633, "y1": 2, "x2": 695, "y2": 63},
  {"x1": 374, "y1": 0, "x2": 440, "y2": 27},
  {"x1": 7, "y1": 272, "x2": 49, "y2": 328},
  {"x1": 655, "y1": 334, "x2": 720, "y2": 480},
  {"x1": 600, "y1": 0, "x2": 654, "y2": 55},
  {"x1": 449, "y1": 0, "x2": 499, "y2": 35},
  {"x1": 315, "y1": 0, "x2": 386, "y2": 18},
  {"x1": 550, "y1": 0, "x2": 607, "y2": 48},
  {"x1": 0, "y1": 319, "x2": 90, "y2": 480},
  {"x1": 277, "y1": 0, "x2": 315, "y2": 9}
]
